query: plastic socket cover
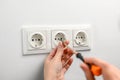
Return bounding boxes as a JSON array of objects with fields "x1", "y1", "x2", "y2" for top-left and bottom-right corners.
[
  {"x1": 28, "y1": 32, "x2": 45, "y2": 48},
  {"x1": 75, "y1": 31, "x2": 88, "y2": 46},
  {"x1": 51, "y1": 30, "x2": 72, "y2": 48}
]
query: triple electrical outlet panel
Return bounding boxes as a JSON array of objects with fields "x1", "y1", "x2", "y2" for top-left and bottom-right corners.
[{"x1": 22, "y1": 25, "x2": 92, "y2": 55}]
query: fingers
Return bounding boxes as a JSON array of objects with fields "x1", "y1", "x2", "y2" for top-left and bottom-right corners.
[
  {"x1": 47, "y1": 41, "x2": 67, "y2": 60},
  {"x1": 84, "y1": 57, "x2": 108, "y2": 68},
  {"x1": 54, "y1": 42, "x2": 64, "y2": 60},
  {"x1": 81, "y1": 63, "x2": 95, "y2": 80},
  {"x1": 62, "y1": 58, "x2": 73, "y2": 74},
  {"x1": 50, "y1": 40, "x2": 74, "y2": 62},
  {"x1": 47, "y1": 47, "x2": 57, "y2": 60},
  {"x1": 62, "y1": 48, "x2": 74, "y2": 65},
  {"x1": 62, "y1": 40, "x2": 74, "y2": 65},
  {"x1": 63, "y1": 40, "x2": 69, "y2": 47}
]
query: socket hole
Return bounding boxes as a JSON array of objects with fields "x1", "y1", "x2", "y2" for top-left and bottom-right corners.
[
  {"x1": 35, "y1": 39, "x2": 37, "y2": 41},
  {"x1": 32, "y1": 39, "x2": 34, "y2": 41},
  {"x1": 38, "y1": 39, "x2": 40, "y2": 41},
  {"x1": 55, "y1": 32, "x2": 66, "y2": 42}
]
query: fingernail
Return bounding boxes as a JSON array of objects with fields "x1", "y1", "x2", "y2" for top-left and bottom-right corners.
[
  {"x1": 58, "y1": 42, "x2": 62, "y2": 46},
  {"x1": 60, "y1": 41, "x2": 62, "y2": 44}
]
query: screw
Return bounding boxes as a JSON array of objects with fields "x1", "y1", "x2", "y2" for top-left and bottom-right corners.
[{"x1": 35, "y1": 39, "x2": 37, "y2": 41}]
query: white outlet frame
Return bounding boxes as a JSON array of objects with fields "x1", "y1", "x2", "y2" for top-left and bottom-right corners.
[
  {"x1": 22, "y1": 26, "x2": 51, "y2": 55},
  {"x1": 22, "y1": 25, "x2": 92, "y2": 55},
  {"x1": 72, "y1": 26, "x2": 91, "y2": 51},
  {"x1": 28, "y1": 32, "x2": 46, "y2": 49},
  {"x1": 74, "y1": 31, "x2": 88, "y2": 46}
]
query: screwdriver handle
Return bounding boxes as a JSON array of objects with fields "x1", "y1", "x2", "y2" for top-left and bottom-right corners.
[
  {"x1": 76, "y1": 53, "x2": 102, "y2": 76},
  {"x1": 90, "y1": 64, "x2": 102, "y2": 76},
  {"x1": 86, "y1": 63, "x2": 102, "y2": 76}
]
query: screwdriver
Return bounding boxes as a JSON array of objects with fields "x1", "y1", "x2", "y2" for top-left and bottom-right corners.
[
  {"x1": 76, "y1": 53, "x2": 102, "y2": 76},
  {"x1": 62, "y1": 41, "x2": 102, "y2": 76}
]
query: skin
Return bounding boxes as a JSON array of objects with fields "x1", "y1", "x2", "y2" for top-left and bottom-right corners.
[
  {"x1": 44, "y1": 41, "x2": 120, "y2": 80},
  {"x1": 44, "y1": 41, "x2": 74, "y2": 80},
  {"x1": 81, "y1": 57, "x2": 120, "y2": 80}
]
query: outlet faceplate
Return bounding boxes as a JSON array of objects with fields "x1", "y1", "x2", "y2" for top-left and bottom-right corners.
[
  {"x1": 22, "y1": 25, "x2": 92, "y2": 55},
  {"x1": 72, "y1": 27, "x2": 91, "y2": 51},
  {"x1": 75, "y1": 31, "x2": 87, "y2": 46},
  {"x1": 22, "y1": 26, "x2": 51, "y2": 55},
  {"x1": 28, "y1": 32, "x2": 46, "y2": 49}
]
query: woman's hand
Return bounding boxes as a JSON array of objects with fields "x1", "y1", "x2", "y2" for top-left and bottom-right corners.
[
  {"x1": 44, "y1": 41, "x2": 74, "y2": 80},
  {"x1": 81, "y1": 57, "x2": 120, "y2": 80}
]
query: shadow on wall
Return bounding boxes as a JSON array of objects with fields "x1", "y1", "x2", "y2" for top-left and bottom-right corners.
[{"x1": 34, "y1": 62, "x2": 44, "y2": 80}]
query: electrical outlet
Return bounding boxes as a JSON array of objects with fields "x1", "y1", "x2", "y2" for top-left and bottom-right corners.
[
  {"x1": 74, "y1": 31, "x2": 88, "y2": 46},
  {"x1": 22, "y1": 25, "x2": 91, "y2": 55},
  {"x1": 72, "y1": 26, "x2": 91, "y2": 51},
  {"x1": 28, "y1": 32, "x2": 46, "y2": 49},
  {"x1": 51, "y1": 29, "x2": 72, "y2": 48},
  {"x1": 22, "y1": 26, "x2": 51, "y2": 55}
]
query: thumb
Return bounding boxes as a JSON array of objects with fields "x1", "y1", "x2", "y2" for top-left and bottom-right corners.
[
  {"x1": 80, "y1": 63, "x2": 95, "y2": 80},
  {"x1": 54, "y1": 42, "x2": 64, "y2": 60},
  {"x1": 84, "y1": 57, "x2": 108, "y2": 68}
]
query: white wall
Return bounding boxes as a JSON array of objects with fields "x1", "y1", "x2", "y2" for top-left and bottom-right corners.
[{"x1": 0, "y1": 0, "x2": 120, "y2": 80}]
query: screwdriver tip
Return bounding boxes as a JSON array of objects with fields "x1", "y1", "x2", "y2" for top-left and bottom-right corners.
[{"x1": 76, "y1": 53, "x2": 85, "y2": 62}]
